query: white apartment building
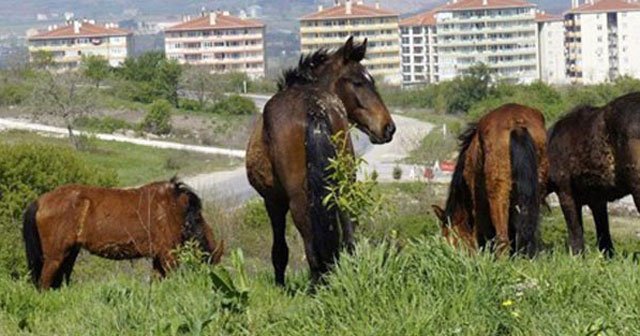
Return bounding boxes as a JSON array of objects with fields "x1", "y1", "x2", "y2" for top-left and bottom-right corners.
[
  {"x1": 27, "y1": 20, "x2": 132, "y2": 70},
  {"x1": 565, "y1": 0, "x2": 640, "y2": 84},
  {"x1": 536, "y1": 12, "x2": 568, "y2": 84},
  {"x1": 300, "y1": 0, "x2": 402, "y2": 84},
  {"x1": 436, "y1": 0, "x2": 539, "y2": 83},
  {"x1": 400, "y1": 0, "x2": 539, "y2": 86},
  {"x1": 164, "y1": 11, "x2": 266, "y2": 78},
  {"x1": 400, "y1": 10, "x2": 439, "y2": 86}
]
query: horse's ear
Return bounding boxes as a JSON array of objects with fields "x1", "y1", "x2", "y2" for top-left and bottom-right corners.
[
  {"x1": 350, "y1": 38, "x2": 367, "y2": 62},
  {"x1": 431, "y1": 205, "x2": 446, "y2": 223},
  {"x1": 340, "y1": 36, "x2": 355, "y2": 63}
]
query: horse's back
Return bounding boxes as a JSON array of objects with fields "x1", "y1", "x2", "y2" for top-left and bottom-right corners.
[{"x1": 253, "y1": 86, "x2": 347, "y2": 199}]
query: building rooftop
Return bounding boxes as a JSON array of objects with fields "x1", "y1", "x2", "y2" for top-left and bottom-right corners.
[
  {"x1": 301, "y1": 1, "x2": 398, "y2": 20},
  {"x1": 165, "y1": 11, "x2": 264, "y2": 32},
  {"x1": 29, "y1": 21, "x2": 130, "y2": 40},
  {"x1": 437, "y1": 0, "x2": 535, "y2": 12},
  {"x1": 400, "y1": 9, "x2": 438, "y2": 26},
  {"x1": 567, "y1": 0, "x2": 640, "y2": 14},
  {"x1": 535, "y1": 11, "x2": 563, "y2": 22}
]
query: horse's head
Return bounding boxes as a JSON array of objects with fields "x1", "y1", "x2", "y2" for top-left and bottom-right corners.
[
  {"x1": 432, "y1": 204, "x2": 475, "y2": 249},
  {"x1": 330, "y1": 37, "x2": 396, "y2": 144}
]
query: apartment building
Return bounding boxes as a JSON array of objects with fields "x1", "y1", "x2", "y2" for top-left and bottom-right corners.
[
  {"x1": 536, "y1": 12, "x2": 568, "y2": 84},
  {"x1": 164, "y1": 11, "x2": 266, "y2": 78},
  {"x1": 299, "y1": 0, "x2": 402, "y2": 84},
  {"x1": 400, "y1": 10, "x2": 438, "y2": 86},
  {"x1": 27, "y1": 20, "x2": 132, "y2": 70},
  {"x1": 400, "y1": 0, "x2": 539, "y2": 86},
  {"x1": 435, "y1": 0, "x2": 539, "y2": 83},
  {"x1": 565, "y1": 0, "x2": 640, "y2": 84}
]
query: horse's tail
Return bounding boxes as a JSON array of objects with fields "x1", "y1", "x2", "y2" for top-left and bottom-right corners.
[
  {"x1": 306, "y1": 111, "x2": 341, "y2": 274},
  {"x1": 509, "y1": 128, "x2": 540, "y2": 257},
  {"x1": 23, "y1": 201, "x2": 43, "y2": 285}
]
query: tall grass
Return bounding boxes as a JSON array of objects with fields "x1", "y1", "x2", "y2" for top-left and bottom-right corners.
[{"x1": 1, "y1": 237, "x2": 638, "y2": 335}]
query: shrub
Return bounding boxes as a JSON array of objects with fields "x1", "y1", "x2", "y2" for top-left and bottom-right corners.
[
  {"x1": 142, "y1": 99, "x2": 172, "y2": 135},
  {"x1": 0, "y1": 82, "x2": 30, "y2": 106},
  {"x1": 207, "y1": 95, "x2": 257, "y2": 115},
  {"x1": 392, "y1": 165, "x2": 403, "y2": 180},
  {"x1": 0, "y1": 144, "x2": 118, "y2": 276},
  {"x1": 74, "y1": 116, "x2": 133, "y2": 134}
]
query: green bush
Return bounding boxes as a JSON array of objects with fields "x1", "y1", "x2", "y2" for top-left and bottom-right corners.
[
  {"x1": 0, "y1": 144, "x2": 118, "y2": 276},
  {"x1": 207, "y1": 95, "x2": 257, "y2": 115},
  {"x1": 74, "y1": 116, "x2": 133, "y2": 134},
  {"x1": 0, "y1": 83, "x2": 30, "y2": 106},
  {"x1": 179, "y1": 98, "x2": 203, "y2": 111},
  {"x1": 141, "y1": 99, "x2": 172, "y2": 135}
]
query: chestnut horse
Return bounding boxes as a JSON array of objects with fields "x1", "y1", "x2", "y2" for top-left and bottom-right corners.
[
  {"x1": 22, "y1": 178, "x2": 223, "y2": 289},
  {"x1": 246, "y1": 37, "x2": 395, "y2": 286},
  {"x1": 433, "y1": 104, "x2": 548, "y2": 256},
  {"x1": 547, "y1": 92, "x2": 640, "y2": 256}
]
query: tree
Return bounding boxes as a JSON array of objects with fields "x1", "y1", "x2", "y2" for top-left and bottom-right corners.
[
  {"x1": 446, "y1": 63, "x2": 493, "y2": 113},
  {"x1": 142, "y1": 99, "x2": 172, "y2": 135},
  {"x1": 180, "y1": 65, "x2": 224, "y2": 108},
  {"x1": 31, "y1": 50, "x2": 54, "y2": 70},
  {"x1": 82, "y1": 55, "x2": 110, "y2": 88},
  {"x1": 118, "y1": 51, "x2": 165, "y2": 82},
  {"x1": 153, "y1": 59, "x2": 182, "y2": 107},
  {"x1": 30, "y1": 71, "x2": 93, "y2": 150}
]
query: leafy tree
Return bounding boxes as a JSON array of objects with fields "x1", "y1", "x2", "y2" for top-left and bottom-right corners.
[
  {"x1": 31, "y1": 50, "x2": 54, "y2": 70},
  {"x1": 154, "y1": 59, "x2": 182, "y2": 107},
  {"x1": 118, "y1": 51, "x2": 165, "y2": 82},
  {"x1": 82, "y1": 55, "x2": 110, "y2": 88},
  {"x1": 142, "y1": 99, "x2": 172, "y2": 135},
  {"x1": 446, "y1": 63, "x2": 493, "y2": 114}
]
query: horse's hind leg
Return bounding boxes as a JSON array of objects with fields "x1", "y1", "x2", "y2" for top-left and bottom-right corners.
[
  {"x1": 288, "y1": 193, "x2": 323, "y2": 286},
  {"x1": 557, "y1": 190, "x2": 584, "y2": 254},
  {"x1": 589, "y1": 202, "x2": 614, "y2": 257},
  {"x1": 40, "y1": 258, "x2": 63, "y2": 290},
  {"x1": 265, "y1": 198, "x2": 289, "y2": 287},
  {"x1": 61, "y1": 246, "x2": 81, "y2": 285}
]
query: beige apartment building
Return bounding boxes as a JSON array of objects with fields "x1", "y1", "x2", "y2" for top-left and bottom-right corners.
[
  {"x1": 164, "y1": 11, "x2": 266, "y2": 78},
  {"x1": 299, "y1": 0, "x2": 402, "y2": 84},
  {"x1": 27, "y1": 20, "x2": 132, "y2": 70}
]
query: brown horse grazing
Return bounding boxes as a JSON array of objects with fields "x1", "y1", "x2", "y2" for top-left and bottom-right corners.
[
  {"x1": 432, "y1": 104, "x2": 548, "y2": 256},
  {"x1": 22, "y1": 178, "x2": 223, "y2": 290},
  {"x1": 246, "y1": 37, "x2": 395, "y2": 286},
  {"x1": 547, "y1": 92, "x2": 640, "y2": 257}
]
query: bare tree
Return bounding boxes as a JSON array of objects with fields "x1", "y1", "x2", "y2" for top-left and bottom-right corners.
[
  {"x1": 180, "y1": 65, "x2": 224, "y2": 108},
  {"x1": 30, "y1": 71, "x2": 94, "y2": 150}
]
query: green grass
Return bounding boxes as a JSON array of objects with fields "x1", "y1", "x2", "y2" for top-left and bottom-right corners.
[
  {"x1": 1, "y1": 179, "x2": 639, "y2": 335},
  {"x1": 0, "y1": 130, "x2": 241, "y2": 186}
]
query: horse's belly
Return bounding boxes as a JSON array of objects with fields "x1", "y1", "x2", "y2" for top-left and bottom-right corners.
[{"x1": 84, "y1": 240, "x2": 145, "y2": 260}]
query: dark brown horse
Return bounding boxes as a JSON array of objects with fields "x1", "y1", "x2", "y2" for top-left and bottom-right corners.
[
  {"x1": 547, "y1": 92, "x2": 640, "y2": 256},
  {"x1": 246, "y1": 37, "x2": 395, "y2": 286},
  {"x1": 22, "y1": 178, "x2": 223, "y2": 290},
  {"x1": 432, "y1": 104, "x2": 548, "y2": 256}
]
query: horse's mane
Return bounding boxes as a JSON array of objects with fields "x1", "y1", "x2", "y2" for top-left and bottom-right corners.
[
  {"x1": 444, "y1": 123, "x2": 477, "y2": 223},
  {"x1": 277, "y1": 49, "x2": 332, "y2": 91},
  {"x1": 169, "y1": 177, "x2": 208, "y2": 248}
]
